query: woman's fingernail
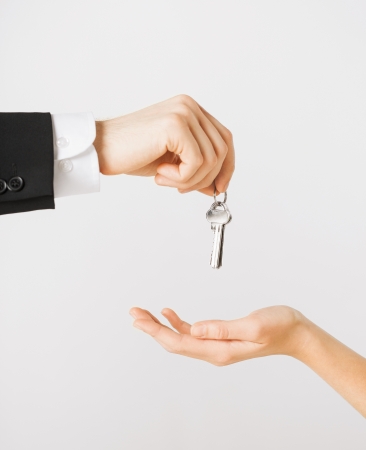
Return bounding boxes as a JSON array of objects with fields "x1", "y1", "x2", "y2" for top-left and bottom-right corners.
[
  {"x1": 129, "y1": 310, "x2": 137, "y2": 319},
  {"x1": 133, "y1": 322, "x2": 142, "y2": 330},
  {"x1": 191, "y1": 325, "x2": 206, "y2": 337}
]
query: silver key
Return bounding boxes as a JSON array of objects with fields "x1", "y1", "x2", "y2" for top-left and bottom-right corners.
[{"x1": 206, "y1": 201, "x2": 231, "y2": 269}]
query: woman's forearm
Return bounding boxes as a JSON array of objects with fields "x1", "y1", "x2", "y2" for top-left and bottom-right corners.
[
  {"x1": 131, "y1": 305, "x2": 366, "y2": 417},
  {"x1": 295, "y1": 319, "x2": 366, "y2": 417}
]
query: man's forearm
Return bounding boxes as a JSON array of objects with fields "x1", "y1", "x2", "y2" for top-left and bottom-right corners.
[{"x1": 295, "y1": 319, "x2": 366, "y2": 417}]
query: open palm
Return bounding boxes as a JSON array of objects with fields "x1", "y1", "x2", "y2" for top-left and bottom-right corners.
[{"x1": 129, "y1": 306, "x2": 304, "y2": 366}]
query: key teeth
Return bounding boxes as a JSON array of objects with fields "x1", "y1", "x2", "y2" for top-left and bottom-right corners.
[{"x1": 210, "y1": 224, "x2": 225, "y2": 269}]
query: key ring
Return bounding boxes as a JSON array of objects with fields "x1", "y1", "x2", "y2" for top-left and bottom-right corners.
[{"x1": 213, "y1": 187, "x2": 227, "y2": 204}]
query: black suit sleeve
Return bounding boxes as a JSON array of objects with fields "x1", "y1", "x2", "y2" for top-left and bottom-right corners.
[{"x1": 0, "y1": 113, "x2": 54, "y2": 215}]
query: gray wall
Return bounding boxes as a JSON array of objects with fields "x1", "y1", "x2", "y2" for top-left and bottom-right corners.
[{"x1": 0, "y1": 1, "x2": 365, "y2": 448}]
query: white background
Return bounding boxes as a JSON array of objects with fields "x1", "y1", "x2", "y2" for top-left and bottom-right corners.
[{"x1": 1, "y1": 1, "x2": 366, "y2": 448}]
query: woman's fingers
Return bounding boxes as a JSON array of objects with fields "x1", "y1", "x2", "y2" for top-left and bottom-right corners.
[
  {"x1": 130, "y1": 307, "x2": 162, "y2": 324},
  {"x1": 161, "y1": 308, "x2": 191, "y2": 334},
  {"x1": 130, "y1": 308, "x2": 268, "y2": 365},
  {"x1": 130, "y1": 306, "x2": 304, "y2": 365},
  {"x1": 190, "y1": 317, "x2": 262, "y2": 343},
  {"x1": 132, "y1": 317, "x2": 234, "y2": 364},
  {"x1": 130, "y1": 307, "x2": 192, "y2": 335},
  {"x1": 190, "y1": 320, "x2": 238, "y2": 340}
]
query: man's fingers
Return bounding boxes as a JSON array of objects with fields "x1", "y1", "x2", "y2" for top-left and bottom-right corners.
[
  {"x1": 183, "y1": 111, "x2": 228, "y2": 193},
  {"x1": 198, "y1": 105, "x2": 235, "y2": 193},
  {"x1": 161, "y1": 308, "x2": 191, "y2": 334},
  {"x1": 197, "y1": 183, "x2": 215, "y2": 196},
  {"x1": 191, "y1": 112, "x2": 229, "y2": 190},
  {"x1": 156, "y1": 126, "x2": 203, "y2": 184},
  {"x1": 178, "y1": 118, "x2": 219, "y2": 187},
  {"x1": 178, "y1": 166, "x2": 221, "y2": 194},
  {"x1": 214, "y1": 142, "x2": 235, "y2": 193},
  {"x1": 197, "y1": 182, "x2": 227, "y2": 196},
  {"x1": 176, "y1": 111, "x2": 234, "y2": 194},
  {"x1": 155, "y1": 105, "x2": 232, "y2": 193},
  {"x1": 156, "y1": 119, "x2": 218, "y2": 189},
  {"x1": 167, "y1": 118, "x2": 217, "y2": 188}
]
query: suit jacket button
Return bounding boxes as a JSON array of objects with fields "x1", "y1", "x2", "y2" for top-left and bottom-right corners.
[
  {"x1": 8, "y1": 176, "x2": 24, "y2": 192},
  {"x1": 0, "y1": 179, "x2": 7, "y2": 194}
]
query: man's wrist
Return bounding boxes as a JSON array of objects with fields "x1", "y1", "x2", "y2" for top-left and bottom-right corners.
[{"x1": 94, "y1": 120, "x2": 109, "y2": 175}]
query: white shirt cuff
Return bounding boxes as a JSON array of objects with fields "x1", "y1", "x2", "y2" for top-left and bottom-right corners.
[{"x1": 51, "y1": 113, "x2": 100, "y2": 198}]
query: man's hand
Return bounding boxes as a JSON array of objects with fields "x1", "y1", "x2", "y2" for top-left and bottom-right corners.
[
  {"x1": 94, "y1": 95, "x2": 235, "y2": 195},
  {"x1": 129, "y1": 306, "x2": 307, "y2": 366}
]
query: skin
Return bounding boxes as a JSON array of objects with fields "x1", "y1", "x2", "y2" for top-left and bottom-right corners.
[
  {"x1": 129, "y1": 306, "x2": 366, "y2": 418},
  {"x1": 94, "y1": 94, "x2": 235, "y2": 195}
]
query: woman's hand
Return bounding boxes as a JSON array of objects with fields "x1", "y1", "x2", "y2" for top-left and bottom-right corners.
[
  {"x1": 94, "y1": 95, "x2": 235, "y2": 195},
  {"x1": 129, "y1": 306, "x2": 308, "y2": 366},
  {"x1": 130, "y1": 305, "x2": 366, "y2": 417}
]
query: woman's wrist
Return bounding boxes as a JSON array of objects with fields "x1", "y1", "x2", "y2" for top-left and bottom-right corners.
[
  {"x1": 287, "y1": 313, "x2": 331, "y2": 369},
  {"x1": 284, "y1": 311, "x2": 317, "y2": 360}
]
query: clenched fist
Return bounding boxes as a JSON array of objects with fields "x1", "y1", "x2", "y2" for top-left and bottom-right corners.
[{"x1": 94, "y1": 95, "x2": 235, "y2": 195}]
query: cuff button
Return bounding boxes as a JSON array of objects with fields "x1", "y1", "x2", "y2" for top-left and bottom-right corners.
[
  {"x1": 58, "y1": 159, "x2": 73, "y2": 173},
  {"x1": 56, "y1": 137, "x2": 69, "y2": 148},
  {"x1": 8, "y1": 176, "x2": 24, "y2": 192},
  {"x1": 0, "y1": 179, "x2": 7, "y2": 194}
]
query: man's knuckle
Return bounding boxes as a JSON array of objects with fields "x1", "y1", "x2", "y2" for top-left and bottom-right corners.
[
  {"x1": 178, "y1": 175, "x2": 191, "y2": 184},
  {"x1": 215, "y1": 143, "x2": 228, "y2": 159},
  {"x1": 207, "y1": 153, "x2": 218, "y2": 168},
  {"x1": 193, "y1": 153, "x2": 204, "y2": 168},
  {"x1": 175, "y1": 94, "x2": 196, "y2": 107},
  {"x1": 179, "y1": 168, "x2": 196, "y2": 183},
  {"x1": 222, "y1": 127, "x2": 233, "y2": 142},
  {"x1": 175, "y1": 104, "x2": 193, "y2": 119},
  {"x1": 167, "y1": 112, "x2": 185, "y2": 128}
]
